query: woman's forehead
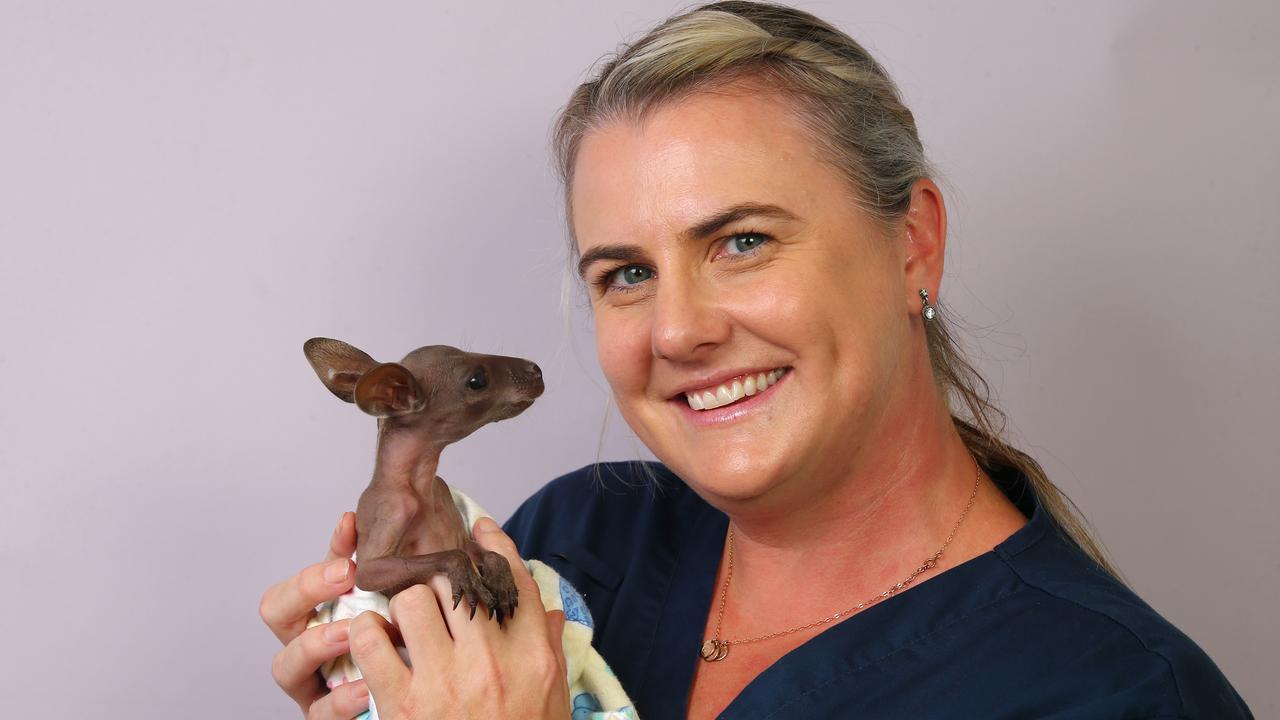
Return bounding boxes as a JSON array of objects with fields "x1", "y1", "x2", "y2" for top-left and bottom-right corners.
[{"x1": 570, "y1": 88, "x2": 841, "y2": 249}]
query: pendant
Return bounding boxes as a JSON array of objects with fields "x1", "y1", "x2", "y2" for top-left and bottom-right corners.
[{"x1": 700, "y1": 638, "x2": 729, "y2": 662}]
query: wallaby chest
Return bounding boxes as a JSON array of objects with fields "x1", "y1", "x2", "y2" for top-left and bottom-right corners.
[{"x1": 355, "y1": 477, "x2": 468, "y2": 559}]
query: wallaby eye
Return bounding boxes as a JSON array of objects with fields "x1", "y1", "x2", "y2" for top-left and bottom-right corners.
[{"x1": 466, "y1": 367, "x2": 488, "y2": 391}]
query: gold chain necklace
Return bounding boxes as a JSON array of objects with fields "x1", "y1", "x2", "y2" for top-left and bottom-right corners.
[{"x1": 699, "y1": 463, "x2": 981, "y2": 662}]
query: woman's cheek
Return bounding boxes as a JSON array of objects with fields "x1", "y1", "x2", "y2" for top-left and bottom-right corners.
[{"x1": 594, "y1": 309, "x2": 648, "y2": 393}]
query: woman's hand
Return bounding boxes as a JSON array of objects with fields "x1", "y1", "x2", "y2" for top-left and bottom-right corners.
[
  {"x1": 349, "y1": 516, "x2": 571, "y2": 719},
  {"x1": 259, "y1": 511, "x2": 372, "y2": 719}
]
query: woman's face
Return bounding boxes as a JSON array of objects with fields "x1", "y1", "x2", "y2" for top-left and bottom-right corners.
[{"x1": 571, "y1": 85, "x2": 922, "y2": 510}]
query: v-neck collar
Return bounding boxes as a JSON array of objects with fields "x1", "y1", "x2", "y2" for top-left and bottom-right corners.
[{"x1": 637, "y1": 464, "x2": 1047, "y2": 719}]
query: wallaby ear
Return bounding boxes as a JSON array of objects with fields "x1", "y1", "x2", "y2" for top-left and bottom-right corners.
[
  {"x1": 303, "y1": 337, "x2": 379, "y2": 403},
  {"x1": 354, "y1": 363, "x2": 427, "y2": 417}
]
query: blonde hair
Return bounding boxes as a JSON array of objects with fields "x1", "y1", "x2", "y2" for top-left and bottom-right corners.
[{"x1": 552, "y1": 1, "x2": 1126, "y2": 584}]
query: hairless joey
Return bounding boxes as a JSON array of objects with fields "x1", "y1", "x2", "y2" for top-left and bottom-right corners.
[{"x1": 303, "y1": 337, "x2": 544, "y2": 625}]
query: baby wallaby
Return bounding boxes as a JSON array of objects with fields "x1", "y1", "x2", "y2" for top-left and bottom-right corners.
[{"x1": 303, "y1": 337, "x2": 544, "y2": 624}]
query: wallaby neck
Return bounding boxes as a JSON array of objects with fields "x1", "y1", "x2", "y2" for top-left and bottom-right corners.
[{"x1": 370, "y1": 421, "x2": 447, "y2": 498}]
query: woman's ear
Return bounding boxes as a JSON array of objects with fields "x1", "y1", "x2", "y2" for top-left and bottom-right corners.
[{"x1": 901, "y1": 178, "x2": 948, "y2": 314}]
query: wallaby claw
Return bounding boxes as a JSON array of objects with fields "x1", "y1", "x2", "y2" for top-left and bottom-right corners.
[{"x1": 444, "y1": 553, "x2": 498, "y2": 623}]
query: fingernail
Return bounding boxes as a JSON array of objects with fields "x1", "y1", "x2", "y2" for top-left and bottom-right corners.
[
  {"x1": 333, "y1": 514, "x2": 344, "y2": 537},
  {"x1": 474, "y1": 516, "x2": 499, "y2": 534},
  {"x1": 324, "y1": 620, "x2": 349, "y2": 643},
  {"x1": 324, "y1": 559, "x2": 350, "y2": 583},
  {"x1": 348, "y1": 682, "x2": 369, "y2": 700}
]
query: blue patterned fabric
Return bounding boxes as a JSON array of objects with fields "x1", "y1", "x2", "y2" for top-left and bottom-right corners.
[{"x1": 560, "y1": 575, "x2": 594, "y2": 628}]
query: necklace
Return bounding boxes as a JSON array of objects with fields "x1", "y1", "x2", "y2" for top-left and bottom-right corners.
[{"x1": 699, "y1": 462, "x2": 982, "y2": 662}]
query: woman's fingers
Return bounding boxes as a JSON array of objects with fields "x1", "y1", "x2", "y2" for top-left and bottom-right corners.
[
  {"x1": 349, "y1": 610, "x2": 411, "y2": 704},
  {"x1": 545, "y1": 609, "x2": 568, "y2": 676},
  {"x1": 304, "y1": 680, "x2": 370, "y2": 720},
  {"x1": 270, "y1": 620, "x2": 353, "y2": 709},
  {"x1": 260, "y1": 556, "x2": 356, "y2": 644},
  {"x1": 322, "y1": 511, "x2": 357, "y2": 563},
  {"x1": 259, "y1": 512, "x2": 365, "y2": 717},
  {"x1": 260, "y1": 513, "x2": 358, "y2": 645},
  {"x1": 388, "y1": 580, "x2": 455, "y2": 669}
]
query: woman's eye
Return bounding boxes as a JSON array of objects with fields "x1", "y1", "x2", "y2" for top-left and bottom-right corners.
[
  {"x1": 725, "y1": 232, "x2": 769, "y2": 255},
  {"x1": 608, "y1": 265, "x2": 653, "y2": 287}
]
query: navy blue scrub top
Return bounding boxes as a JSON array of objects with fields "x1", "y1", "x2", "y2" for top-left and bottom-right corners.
[{"x1": 503, "y1": 462, "x2": 1253, "y2": 719}]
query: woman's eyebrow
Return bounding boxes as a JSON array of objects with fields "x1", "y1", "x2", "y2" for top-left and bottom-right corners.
[
  {"x1": 577, "y1": 244, "x2": 644, "y2": 279},
  {"x1": 576, "y1": 202, "x2": 799, "y2": 279},
  {"x1": 683, "y1": 202, "x2": 799, "y2": 241}
]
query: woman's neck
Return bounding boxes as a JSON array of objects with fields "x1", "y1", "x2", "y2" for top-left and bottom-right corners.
[
  {"x1": 712, "y1": 355, "x2": 1018, "y2": 618},
  {"x1": 729, "y1": 427, "x2": 981, "y2": 592}
]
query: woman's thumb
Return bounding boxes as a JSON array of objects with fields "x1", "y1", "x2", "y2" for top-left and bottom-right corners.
[{"x1": 546, "y1": 609, "x2": 568, "y2": 676}]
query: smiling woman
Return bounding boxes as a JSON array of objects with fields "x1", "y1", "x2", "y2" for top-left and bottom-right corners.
[
  {"x1": 258, "y1": 2, "x2": 1255, "y2": 718},
  {"x1": 523, "y1": 1, "x2": 1252, "y2": 718}
]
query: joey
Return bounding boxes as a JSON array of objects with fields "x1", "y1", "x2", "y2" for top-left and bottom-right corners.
[{"x1": 303, "y1": 337, "x2": 544, "y2": 623}]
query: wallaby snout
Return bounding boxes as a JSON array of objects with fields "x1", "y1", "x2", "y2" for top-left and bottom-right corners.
[{"x1": 509, "y1": 361, "x2": 544, "y2": 396}]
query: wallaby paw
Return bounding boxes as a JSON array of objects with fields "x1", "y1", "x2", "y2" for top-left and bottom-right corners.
[
  {"x1": 480, "y1": 550, "x2": 519, "y2": 626},
  {"x1": 446, "y1": 554, "x2": 498, "y2": 621}
]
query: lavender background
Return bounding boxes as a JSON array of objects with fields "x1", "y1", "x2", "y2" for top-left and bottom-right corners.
[{"x1": 1, "y1": 1, "x2": 1275, "y2": 717}]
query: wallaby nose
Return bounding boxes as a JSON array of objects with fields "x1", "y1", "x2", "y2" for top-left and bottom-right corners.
[{"x1": 519, "y1": 361, "x2": 545, "y2": 398}]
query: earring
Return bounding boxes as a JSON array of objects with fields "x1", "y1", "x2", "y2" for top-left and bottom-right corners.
[{"x1": 919, "y1": 288, "x2": 936, "y2": 321}]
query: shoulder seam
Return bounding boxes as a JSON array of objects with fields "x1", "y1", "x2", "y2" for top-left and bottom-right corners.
[{"x1": 996, "y1": 555, "x2": 1187, "y2": 718}]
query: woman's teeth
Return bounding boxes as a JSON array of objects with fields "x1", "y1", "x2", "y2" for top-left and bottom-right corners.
[{"x1": 685, "y1": 368, "x2": 788, "y2": 411}]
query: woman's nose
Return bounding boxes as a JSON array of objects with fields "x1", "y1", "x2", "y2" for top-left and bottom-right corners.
[{"x1": 649, "y1": 276, "x2": 730, "y2": 362}]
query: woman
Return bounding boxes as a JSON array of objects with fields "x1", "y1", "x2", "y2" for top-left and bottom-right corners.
[{"x1": 259, "y1": 2, "x2": 1253, "y2": 717}]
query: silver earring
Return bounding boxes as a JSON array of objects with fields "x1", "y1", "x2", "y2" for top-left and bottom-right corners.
[{"x1": 919, "y1": 288, "x2": 936, "y2": 321}]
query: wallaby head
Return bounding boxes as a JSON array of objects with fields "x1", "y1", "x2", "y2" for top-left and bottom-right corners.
[{"x1": 303, "y1": 337, "x2": 544, "y2": 444}]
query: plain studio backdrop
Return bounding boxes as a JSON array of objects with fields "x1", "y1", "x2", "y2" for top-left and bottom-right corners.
[{"x1": 1, "y1": 1, "x2": 1275, "y2": 717}]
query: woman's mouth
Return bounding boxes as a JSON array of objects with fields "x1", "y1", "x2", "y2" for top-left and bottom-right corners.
[{"x1": 683, "y1": 367, "x2": 789, "y2": 411}]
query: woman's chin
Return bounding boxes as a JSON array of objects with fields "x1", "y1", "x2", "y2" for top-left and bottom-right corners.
[{"x1": 667, "y1": 445, "x2": 793, "y2": 506}]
